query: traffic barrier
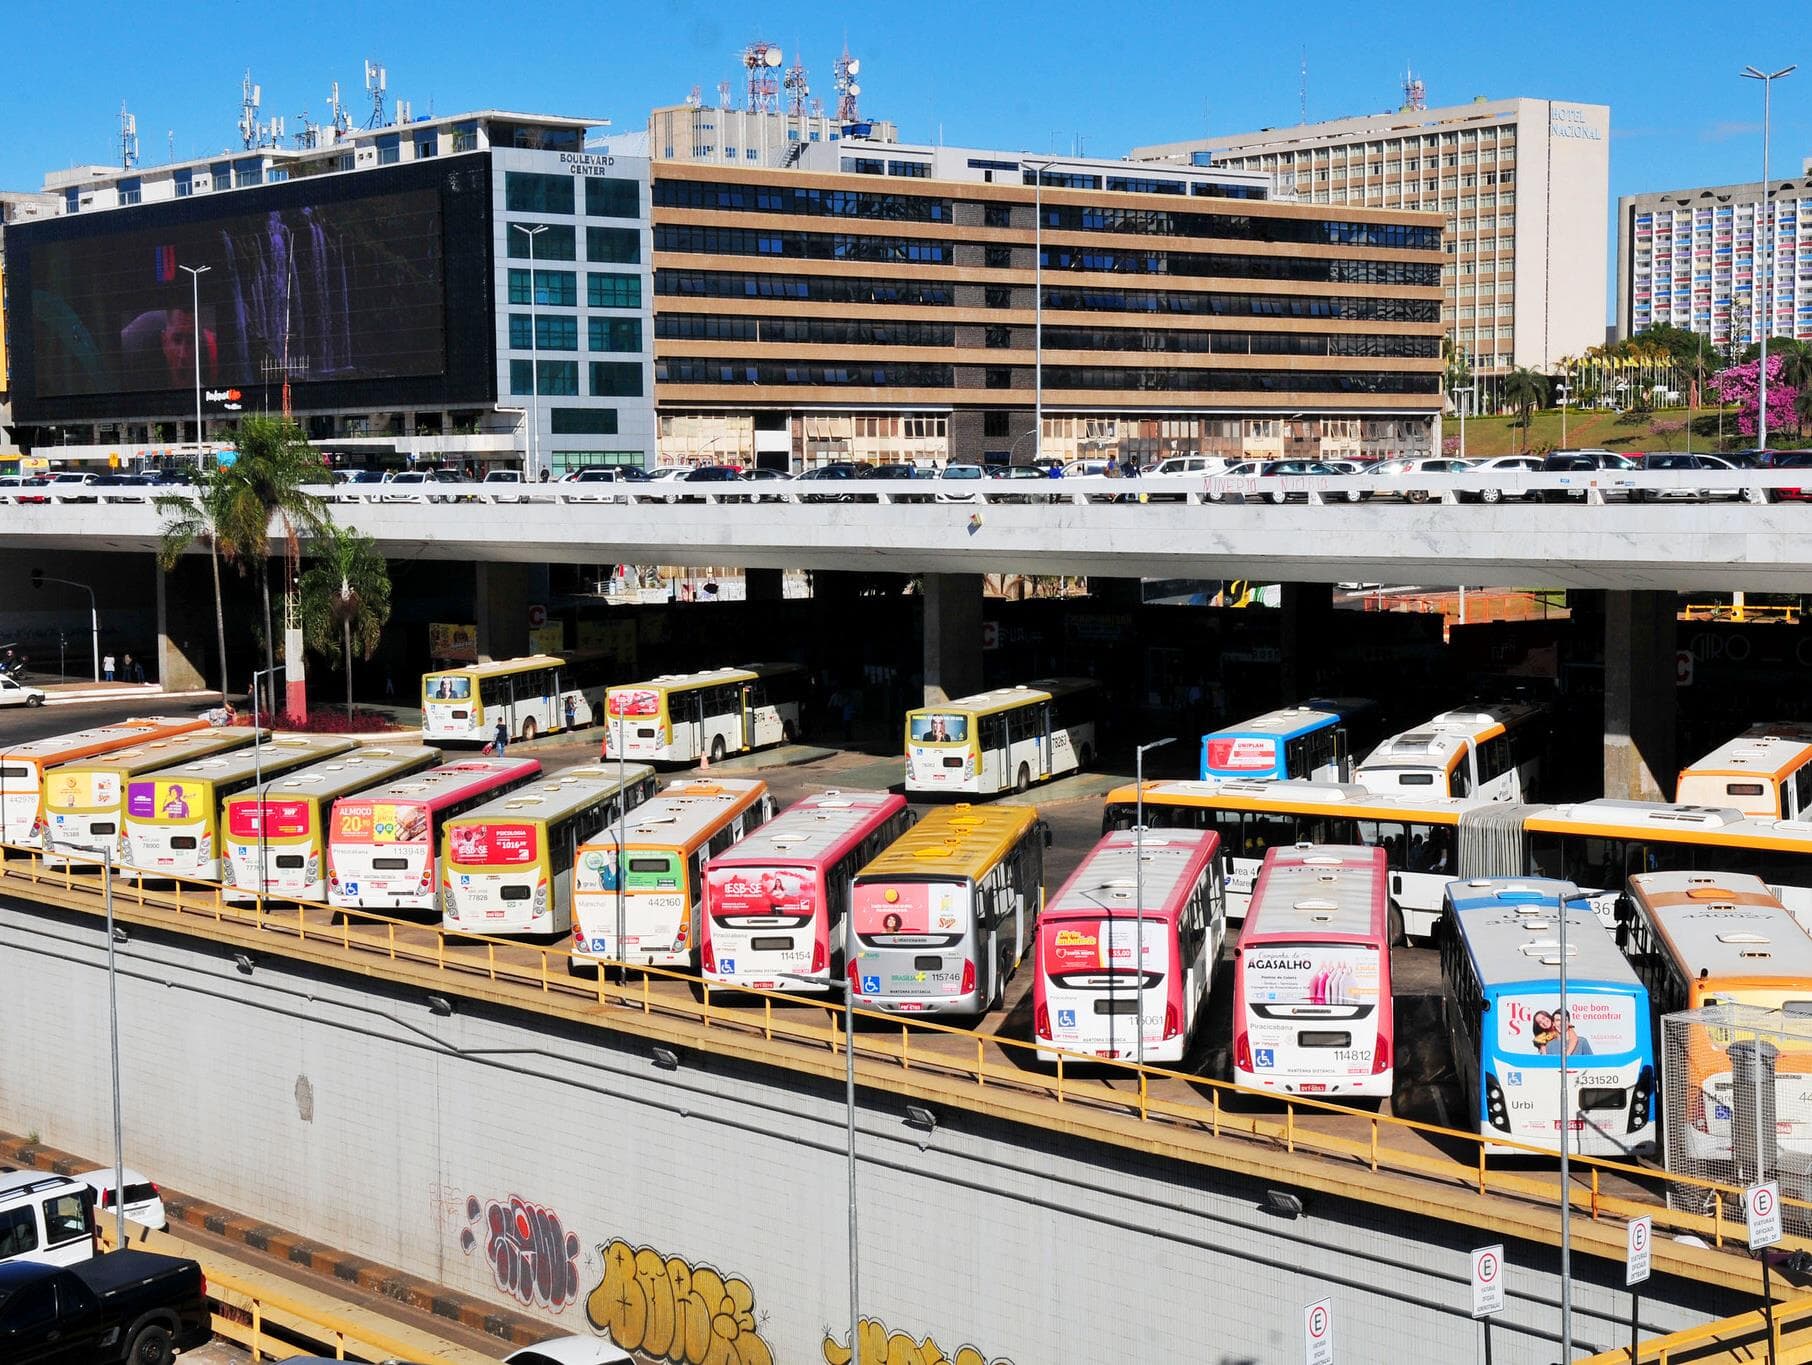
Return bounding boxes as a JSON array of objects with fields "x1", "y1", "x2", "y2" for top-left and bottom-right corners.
[{"x1": 8, "y1": 839, "x2": 1808, "y2": 1269}]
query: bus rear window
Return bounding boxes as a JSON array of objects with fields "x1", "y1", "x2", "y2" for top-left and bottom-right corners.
[
  {"x1": 909, "y1": 714, "x2": 968, "y2": 744},
  {"x1": 1206, "y1": 737, "x2": 1277, "y2": 774},
  {"x1": 1396, "y1": 773, "x2": 1436, "y2": 786},
  {"x1": 628, "y1": 856, "x2": 673, "y2": 873},
  {"x1": 1726, "y1": 783, "x2": 1766, "y2": 796},
  {"x1": 425, "y1": 674, "x2": 472, "y2": 701},
  {"x1": 0, "y1": 765, "x2": 30, "y2": 779}
]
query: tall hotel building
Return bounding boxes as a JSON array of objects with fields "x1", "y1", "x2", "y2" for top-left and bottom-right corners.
[
  {"x1": 1616, "y1": 160, "x2": 1812, "y2": 347},
  {"x1": 1130, "y1": 96, "x2": 1610, "y2": 405},
  {"x1": 650, "y1": 143, "x2": 1444, "y2": 467}
]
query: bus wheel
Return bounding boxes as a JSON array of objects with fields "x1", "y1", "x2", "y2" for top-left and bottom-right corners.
[
  {"x1": 710, "y1": 735, "x2": 727, "y2": 765},
  {"x1": 1015, "y1": 764, "x2": 1031, "y2": 794},
  {"x1": 781, "y1": 721, "x2": 796, "y2": 745},
  {"x1": 1387, "y1": 903, "x2": 1407, "y2": 947},
  {"x1": 1079, "y1": 743, "x2": 1094, "y2": 768},
  {"x1": 520, "y1": 718, "x2": 537, "y2": 743}
]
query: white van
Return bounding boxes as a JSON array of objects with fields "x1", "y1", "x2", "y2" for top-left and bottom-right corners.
[{"x1": 0, "y1": 1170, "x2": 97, "y2": 1266}]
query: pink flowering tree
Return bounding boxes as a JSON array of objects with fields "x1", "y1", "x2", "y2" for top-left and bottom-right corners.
[{"x1": 1712, "y1": 354, "x2": 1799, "y2": 438}]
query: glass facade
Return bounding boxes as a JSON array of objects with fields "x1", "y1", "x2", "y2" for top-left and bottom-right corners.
[
  {"x1": 587, "y1": 226, "x2": 641, "y2": 263},
  {"x1": 505, "y1": 172, "x2": 575, "y2": 215},
  {"x1": 588, "y1": 272, "x2": 642, "y2": 309},
  {"x1": 506, "y1": 223, "x2": 577, "y2": 260},
  {"x1": 584, "y1": 177, "x2": 640, "y2": 218},
  {"x1": 655, "y1": 225, "x2": 950, "y2": 264}
]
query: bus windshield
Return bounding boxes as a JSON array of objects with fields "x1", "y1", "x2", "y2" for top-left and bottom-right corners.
[
  {"x1": 908, "y1": 713, "x2": 969, "y2": 744},
  {"x1": 424, "y1": 673, "x2": 472, "y2": 701},
  {"x1": 1496, "y1": 994, "x2": 1637, "y2": 1058}
]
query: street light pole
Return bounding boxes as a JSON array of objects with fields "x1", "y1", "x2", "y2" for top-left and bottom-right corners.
[
  {"x1": 1559, "y1": 886, "x2": 1576, "y2": 1362},
  {"x1": 1024, "y1": 158, "x2": 1059, "y2": 467},
  {"x1": 511, "y1": 224, "x2": 549, "y2": 481},
  {"x1": 179, "y1": 264, "x2": 210, "y2": 468},
  {"x1": 35, "y1": 572, "x2": 100, "y2": 681},
  {"x1": 1133, "y1": 736, "x2": 1176, "y2": 1068},
  {"x1": 1741, "y1": 65, "x2": 1795, "y2": 450},
  {"x1": 103, "y1": 845, "x2": 124, "y2": 1250}
]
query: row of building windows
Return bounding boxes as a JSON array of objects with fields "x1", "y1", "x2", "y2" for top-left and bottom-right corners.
[
  {"x1": 1040, "y1": 367, "x2": 1440, "y2": 395},
  {"x1": 505, "y1": 223, "x2": 641, "y2": 264},
  {"x1": 654, "y1": 224, "x2": 949, "y2": 264},
  {"x1": 658, "y1": 361, "x2": 955, "y2": 387},
  {"x1": 504, "y1": 172, "x2": 641, "y2": 218},
  {"x1": 654, "y1": 315, "x2": 956, "y2": 347},
  {"x1": 509, "y1": 359, "x2": 645, "y2": 397},
  {"x1": 653, "y1": 179, "x2": 953, "y2": 222},
  {"x1": 1040, "y1": 286, "x2": 1440, "y2": 323},
  {"x1": 1039, "y1": 205, "x2": 1441, "y2": 251},
  {"x1": 509, "y1": 314, "x2": 644, "y2": 352},
  {"x1": 1027, "y1": 169, "x2": 1265, "y2": 200},
  {"x1": 504, "y1": 269, "x2": 643, "y2": 309},
  {"x1": 844, "y1": 158, "x2": 933, "y2": 178},
  {"x1": 655, "y1": 269, "x2": 952, "y2": 305},
  {"x1": 1039, "y1": 247, "x2": 1443, "y2": 287},
  {"x1": 1039, "y1": 327, "x2": 1441, "y2": 359}
]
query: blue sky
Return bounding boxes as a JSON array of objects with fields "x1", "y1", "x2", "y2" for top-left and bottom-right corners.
[{"x1": 4, "y1": 0, "x2": 1805, "y2": 314}]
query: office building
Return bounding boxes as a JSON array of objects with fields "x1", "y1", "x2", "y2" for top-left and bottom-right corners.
[
  {"x1": 1131, "y1": 96, "x2": 1610, "y2": 404},
  {"x1": 0, "y1": 190, "x2": 59, "y2": 456},
  {"x1": 648, "y1": 142, "x2": 1444, "y2": 468},
  {"x1": 3, "y1": 111, "x2": 655, "y2": 475},
  {"x1": 1616, "y1": 167, "x2": 1812, "y2": 347},
  {"x1": 638, "y1": 102, "x2": 899, "y2": 169}
]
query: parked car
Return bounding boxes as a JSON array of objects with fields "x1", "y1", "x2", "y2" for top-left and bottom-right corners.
[
  {"x1": 935, "y1": 463, "x2": 985, "y2": 502},
  {"x1": 74, "y1": 1169, "x2": 166, "y2": 1233},
  {"x1": 671, "y1": 464, "x2": 748, "y2": 503},
  {"x1": 1634, "y1": 452, "x2": 1743, "y2": 502},
  {"x1": 986, "y1": 464, "x2": 1053, "y2": 504},
  {"x1": 1539, "y1": 450, "x2": 1640, "y2": 501},
  {"x1": 0, "y1": 477, "x2": 51, "y2": 505},
  {"x1": 0, "y1": 1248, "x2": 212, "y2": 1363},
  {"x1": 46, "y1": 472, "x2": 103, "y2": 504},
  {"x1": 1258, "y1": 459, "x2": 1360, "y2": 504},
  {"x1": 858, "y1": 463, "x2": 930, "y2": 503},
  {"x1": 793, "y1": 462, "x2": 871, "y2": 503},
  {"x1": 1769, "y1": 451, "x2": 1812, "y2": 502},
  {"x1": 0, "y1": 1172, "x2": 95, "y2": 1266},
  {"x1": 1145, "y1": 454, "x2": 1237, "y2": 479},
  {"x1": 1462, "y1": 454, "x2": 1544, "y2": 503},
  {"x1": 1363, "y1": 457, "x2": 1472, "y2": 503},
  {"x1": 740, "y1": 467, "x2": 793, "y2": 503},
  {"x1": 0, "y1": 675, "x2": 46, "y2": 708},
  {"x1": 559, "y1": 466, "x2": 647, "y2": 504},
  {"x1": 1203, "y1": 459, "x2": 1270, "y2": 503}
]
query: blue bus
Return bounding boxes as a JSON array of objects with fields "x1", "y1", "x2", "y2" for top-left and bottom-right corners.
[
  {"x1": 1198, "y1": 699, "x2": 1376, "y2": 785},
  {"x1": 1438, "y1": 877, "x2": 1656, "y2": 1157}
]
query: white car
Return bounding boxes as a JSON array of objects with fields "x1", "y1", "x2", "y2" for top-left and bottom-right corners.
[
  {"x1": 77, "y1": 1166, "x2": 167, "y2": 1231},
  {"x1": 1462, "y1": 455, "x2": 1544, "y2": 503},
  {"x1": 1145, "y1": 455, "x2": 1237, "y2": 479},
  {"x1": 0, "y1": 674, "x2": 45, "y2": 707},
  {"x1": 505, "y1": 1336, "x2": 633, "y2": 1365},
  {"x1": 935, "y1": 463, "x2": 985, "y2": 502}
]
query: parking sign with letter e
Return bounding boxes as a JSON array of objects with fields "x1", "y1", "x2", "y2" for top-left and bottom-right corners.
[
  {"x1": 1303, "y1": 1297, "x2": 1334, "y2": 1365},
  {"x1": 1471, "y1": 1245, "x2": 1505, "y2": 1318},
  {"x1": 1747, "y1": 1182, "x2": 1782, "y2": 1251},
  {"x1": 1626, "y1": 1216, "x2": 1651, "y2": 1286}
]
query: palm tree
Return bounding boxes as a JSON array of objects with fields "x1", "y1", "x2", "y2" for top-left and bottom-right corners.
[
  {"x1": 1503, "y1": 367, "x2": 1548, "y2": 450},
  {"x1": 212, "y1": 415, "x2": 330, "y2": 704},
  {"x1": 155, "y1": 473, "x2": 236, "y2": 701},
  {"x1": 299, "y1": 524, "x2": 392, "y2": 716},
  {"x1": 1796, "y1": 384, "x2": 1812, "y2": 442}
]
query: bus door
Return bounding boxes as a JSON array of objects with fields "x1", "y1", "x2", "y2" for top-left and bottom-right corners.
[
  {"x1": 1039, "y1": 708, "x2": 1054, "y2": 780},
  {"x1": 741, "y1": 682, "x2": 756, "y2": 751}
]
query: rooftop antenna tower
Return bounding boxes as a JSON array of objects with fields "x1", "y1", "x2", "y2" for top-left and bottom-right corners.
[
  {"x1": 717, "y1": 80, "x2": 733, "y2": 111},
  {"x1": 686, "y1": 84, "x2": 703, "y2": 109},
  {"x1": 327, "y1": 82, "x2": 353, "y2": 136},
  {"x1": 364, "y1": 60, "x2": 388, "y2": 128},
  {"x1": 1299, "y1": 49, "x2": 1308, "y2": 123},
  {"x1": 395, "y1": 98, "x2": 413, "y2": 125},
  {"x1": 237, "y1": 70, "x2": 262, "y2": 150},
  {"x1": 833, "y1": 45, "x2": 861, "y2": 123},
  {"x1": 1401, "y1": 66, "x2": 1427, "y2": 112},
  {"x1": 784, "y1": 51, "x2": 810, "y2": 116},
  {"x1": 118, "y1": 101, "x2": 139, "y2": 169},
  {"x1": 167, "y1": 129, "x2": 174, "y2": 161},
  {"x1": 743, "y1": 42, "x2": 783, "y2": 113}
]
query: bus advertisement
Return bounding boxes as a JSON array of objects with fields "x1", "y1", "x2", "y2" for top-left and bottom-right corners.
[
  {"x1": 327, "y1": 757, "x2": 543, "y2": 915},
  {"x1": 1198, "y1": 699, "x2": 1376, "y2": 786},
  {"x1": 0, "y1": 716, "x2": 209, "y2": 845}
]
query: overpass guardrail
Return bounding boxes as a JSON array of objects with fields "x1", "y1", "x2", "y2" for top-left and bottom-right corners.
[{"x1": 6, "y1": 840, "x2": 1808, "y2": 1274}]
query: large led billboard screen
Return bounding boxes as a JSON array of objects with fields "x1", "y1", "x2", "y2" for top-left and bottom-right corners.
[{"x1": 8, "y1": 154, "x2": 494, "y2": 422}]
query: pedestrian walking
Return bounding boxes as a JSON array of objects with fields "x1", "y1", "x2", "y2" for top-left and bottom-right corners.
[
  {"x1": 490, "y1": 718, "x2": 509, "y2": 756},
  {"x1": 103, "y1": 653, "x2": 116, "y2": 682},
  {"x1": 131, "y1": 655, "x2": 145, "y2": 684}
]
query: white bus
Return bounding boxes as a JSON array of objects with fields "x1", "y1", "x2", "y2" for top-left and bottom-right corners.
[
  {"x1": 1355, "y1": 702, "x2": 1547, "y2": 803},
  {"x1": 603, "y1": 665, "x2": 806, "y2": 766},
  {"x1": 1676, "y1": 724, "x2": 1812, "y2": 820},
  {"x1": 421, "y1": 655, "x2": 609, "y2": 745},
  {"x1": 904, "y1": 679, "x2": 1102, "y2": 797}
]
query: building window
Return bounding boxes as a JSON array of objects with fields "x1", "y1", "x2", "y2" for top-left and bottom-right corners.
[
  {"x1": 509, "y1": 314, "x2": 534, "y2": 349},
  {"x1": 509, "y1": 359, "x2": 533, "y2": 394},
  {"x1": 536, "y1": 316, "x2": 579, "y2": 350},
  {"x1": 588, "y1": 272, "x2": 642, "y2": 309},
  {"x1": 587, "y1": 226, "x2": 641, "y2": 263},
  {"x1": 507, "y1": 224, "x2": 577, "y2": 260},
  {"x1": 888, "y1": 160, "x2": 931, "y2": 177},
  {"x1": 590, "y1": 362, "x2": 644, "y2": 397},
  {"x1": 590, "y1": 317, "x2": 643, "y2": 351},
  {"x1": 584, "y1": 177, "x2": 640, "y2": 218},
  {"x1": 984, "y1": 287, "x2": 1011, "y2": 309},
  {"x1": 507, "y1": 268, "x2": 577, "y2": 306},
  {"x1": 551, "y1": 408, "x2": 620, "y2": 435},
  {"x1": 506, "y1": 172, "x2": 574, "y2": 214},
  {"x1": 416, "y1": 137, "x2": 437, "y2": 158},
  {"x1": 985, "y1": 367, "x2": 1013, "y2": 389},
  {"x1": 376, "y1": 136, "x2": 400, "y2": 166},
  {"x1": 984, "y1": 245, "x2": 1013, "y2": 269},
  {"x1": 173, "y1": 170, "x2": 192, "y2": 198},
  {"x1": 983, "y1": 411, "x2": 1010, "y2": 438},
  {"x1": 985, "y1": 326, "x2": 1012, "y2": 348},
  {"x1": 117, "y1": 179, "x2": 141, "y2": 206},
  {"x1": 235, "y1": 161, "x2": 264, "y2": 187},
  {"x1": 536, "y1": 360, "x2": 579, "y2": 395},
  {"x1": 984, "y1": 203, "x2": 1012, "y2": 228}
]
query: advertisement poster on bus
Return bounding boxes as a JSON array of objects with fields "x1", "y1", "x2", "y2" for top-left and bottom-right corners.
[
  {"x1": 1205, "y1": 736, "x2": 1278, "y2": 774},
  {"x1": 1041, "y1": 920, "x2": 1168, "y2": 977},
  {"x1": 227, "y1": 799, "x2": 312, "y2": 840},
  {"x1": 607, "y1": 688, "x2": 661, "y2": 718},
  {"x1": 448, "y1": 822, "x2": 538, "y2": 866},
  {"x1": 907, "y1": 713, "x2": 970, "y2": 744},
  {"x1": 50, "y1": 770, "x2": 119, "y2": 811},
  {"x1": 126, "y1": 779, "x2": 203, "y2": 823},
  {"x1": 706, "y1": 866, "x2": 815, "y2": 922},
  {"x1": 334, "y1": 801, "x2": 430, "y2": 846},
  {"x1": 1241, "y1": 946, "x2": 1380, "y2": 1006},
  {"x1": 1497, "y1": 995, "x2": 1637, "y2": 1058},
  {"x1": 852, "y1": 881, "x2": 965, "y2": 937}
]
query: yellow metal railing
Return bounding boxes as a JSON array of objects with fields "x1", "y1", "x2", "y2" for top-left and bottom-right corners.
[
  {"x1": 16, "y1": 841, "x2": 1809, "y2": 1254},
  {"x1": 1579, "y1": 1293, "x2": 1812, "y2": 1363}
]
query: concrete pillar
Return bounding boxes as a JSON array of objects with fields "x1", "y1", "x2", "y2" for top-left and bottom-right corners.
[
  {"x1": 154, "y1": 564, "x2": 207, "y2": 693},
  {"x1": 922, "y1": 572, "x2": 985, "y2": 705},
  {"x1": 745, "y1": 568, "x2": 784, "y2": 603},
  {"x1": 1603, "y1": 589, "x2": 1677, "y2": 801},
  {"x1": 1280, "y1": 581, "x2": 1334, "y2": 704},
  {"x1": 474, "y1": 562, "x2": 532, "y2": 662}
]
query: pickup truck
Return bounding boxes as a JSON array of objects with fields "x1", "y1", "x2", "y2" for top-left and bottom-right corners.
[{"x1": 0, "y1": 1248, "x2": 211, "y2": 1364}]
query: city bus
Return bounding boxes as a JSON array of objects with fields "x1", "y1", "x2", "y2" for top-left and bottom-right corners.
[
  {"x1": 1232, "y1": 843, "x2": 1394, "y2": 1099},
  {"x1": 421, "y1": 654, "x2": 610, "y2": 745},
  {"x1": 1354, "y1": 702, "x2": 1547, "y2": 802},
  {"x1": 120, "y1": 735, "x2": 358, "y2": 880},
  {"x1": 0, "y1": 716, "x2": 209, "y2": 845},
  {"x1": 904, "y1": 679, "x2": 1102, "y2": 797},
  {"x1": 602, "y1": 665, "x2": 807, "y2": 766},
  {"x1": 1101, "y1": 779, "x2": 1469, "y2": 940},
  {"x1": 220, "y1": 745, "x2": 441, "y2": 903},
  {"x1": 849, "y1": 803, "x2": 1048, "y2": 1017},
  {"x1": 440, "y1": 763, "x2": 658, "y2": 937},
  {"x1": 699, "y1": 790, "x2": 913, "y2": 993},
  {"x1": 1198, "y1": 699, "x2": 1377, "y2": 786},
  {"x1": 1676, "y1": 724, "x2": 1812, "y2": 819},
  {"x1": 1622, "y1": 871, "x2": 1812, "y2": 1170},
  {"x1": 41, "y1": 728, "x2": 263, "y2": 865},
  {"x1": 573, "y1": 777, "x2": 775, "y2": 969},
  {"x1": 1032, "y1": 827, "x2": 1225, "y2": 1064},
  {"x1": 1440, "y1": 878, "x2": 1656, "y2": 1156},
  {"x1": 327, "y1": 757, "x2": 544, "y2": 915}
]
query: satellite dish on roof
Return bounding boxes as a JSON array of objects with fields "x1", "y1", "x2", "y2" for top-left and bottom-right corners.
[
  {"x1": 765, "y1": 46, "x2": 784, "y2": 67},
  {"x1": 846, "y1": 58, "x2": 860, "y2": 74},
  {"x1": 849, "y1": 83, "x2": 862, "y2": 97}
]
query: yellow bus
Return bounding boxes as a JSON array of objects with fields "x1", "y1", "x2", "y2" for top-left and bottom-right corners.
[
  {"x1": 850, "y1": 803, "x2": 1049, "y2": 1017},
  {"x1": 1676, "y1": 724, "x2": 1812, "y2": 820},
  {"x1": 440, "y1": 763, "x2": 658, "y2": 937},
  {"x1": 220, "y1": 745, "x2": 441, "y2": 903},
  {"x1": 0, "y1": 716, "x2": 209, "y2": 844},
  {"x1": 602, "y1": 665, "x2": 807, "y2": 766},
  {"x1": 120, "y1": 735, "x2": 358, "y2": 880},
  {"x1": 421, "y1": 654, "x2": 610, "y2": 745},
  {"x1": 42, "y1": 728, "x2": 263, "y2": 865},
  {"x1": 905, "y1": 679, "x2": 1102, "y2": 797},
  {"x1": 571, "y1": 777, "x2": 775, "y2": 970}
]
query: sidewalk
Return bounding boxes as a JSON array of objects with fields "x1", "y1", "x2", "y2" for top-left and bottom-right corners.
[{"x1": 38, "y1": 680, "x2": 222, "y2": 707}]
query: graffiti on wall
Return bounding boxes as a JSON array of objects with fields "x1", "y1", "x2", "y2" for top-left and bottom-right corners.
[
  {"x1": 823, "y1": 1318, "x2": 1015, "y2": 1365},
  {"x1": 458, "y1": 1193, "x2": 582, "y2": 1312},
  {"x1": 584, "y1": 1237, "x2": 774, "y2": 1365}
]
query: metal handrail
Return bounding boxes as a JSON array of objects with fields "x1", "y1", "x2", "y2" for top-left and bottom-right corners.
[{"x1": 12, "y1": 839, "x2": 1805, "y2": 1251}]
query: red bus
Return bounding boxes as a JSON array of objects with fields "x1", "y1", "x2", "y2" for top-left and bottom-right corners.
[
  {"x1": 1232, "y1": 843, "x2": 1395, "y2": 1098},
  {"x1": 327, "y1": 757, "x2": 543, "y2": 914},
  {"x1": 701, "y1": 790, "x2": 914, "y2": 993},
  {"x1": 1033, "y1": 828, "x2": 1225, "y2": 1064}
]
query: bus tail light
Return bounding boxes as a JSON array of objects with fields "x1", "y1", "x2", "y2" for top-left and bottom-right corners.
[
  {"x1": 1484, "y1": 1072, "x2": 1511, "y2": 1131},
  {"x1": 1628, "y1": 1065, "x2": 1654, "y2": 1133},
  {"x1": 961, "y1": 959, "x2": 975, "y2": 995},
  {"x1": 418, "y1": 862, "x2": 434, "y2": 892},
  {"x1": 848, "y1": 959, "x2": 863, "y2": 995},
  {"x1": 1163, "y1": 1003, "x2": 1180, "y2": 1040},
  {"x1": 1234, "y1": 1031, "x2": 1251, "y2": 1072},
  {"x1": 701, "y1": 937, "x2": 717, "y2": 974},
  {"x1": 811, "y1": 938, "x2": 826, "y2": 974},
  {"x1": 1372, "y1": 1035, "x2": 1391, "y2": 1073},
  {"x1": 1035, "y1": 1003, "x2": 1050, "y2": 1038}
]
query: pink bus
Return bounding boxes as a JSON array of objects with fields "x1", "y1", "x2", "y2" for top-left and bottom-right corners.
[
  {"x1": 327, "y1": 757, "x2": 542, "y2": 914},
  {"x1": 700, "y1": 790, "x2": 914, "y2": 993},
  {"x1": 1233, "y1": 843, "x2": 1394, "y2": 1099},
  {"x1": 1033, "y1": 828, "x2": 1225, "y2": 1064}
]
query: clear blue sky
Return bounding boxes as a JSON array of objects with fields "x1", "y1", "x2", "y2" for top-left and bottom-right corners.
[{"x1": 4, "y1": 0, "x2": 1805, "y2": 317}]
